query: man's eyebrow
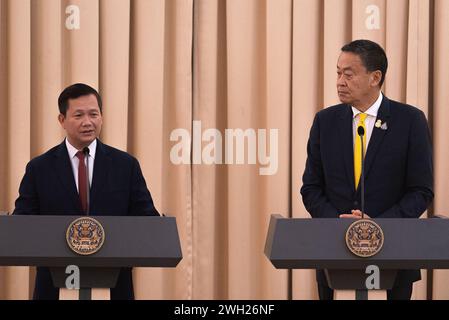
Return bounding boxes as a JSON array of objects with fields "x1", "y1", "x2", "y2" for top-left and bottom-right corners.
[
  {"x1": 74, "y1": 107, "x2": 98, "y2": 111},
  {"x1": 337, "y1": 66, "x2": 353, "y2": 71}
]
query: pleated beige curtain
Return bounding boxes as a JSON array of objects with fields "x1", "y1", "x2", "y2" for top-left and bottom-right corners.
[{"x1": 1, "y1": 0, "x2": 449, "y2": 300}]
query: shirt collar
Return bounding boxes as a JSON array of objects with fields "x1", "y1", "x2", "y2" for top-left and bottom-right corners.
[
  {"x1": 351, "y1": 92, "x2": 383, "y2": 119},
  {"x1": 65, "y1": 138, "x2": 97, "y2": 160}
]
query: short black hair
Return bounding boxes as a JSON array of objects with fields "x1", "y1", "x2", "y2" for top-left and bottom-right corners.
[
  {"x1": 341, "y1": 39, "x2": 388, "y2": 87},
  {"x1": 58, "y1": 83, "x2": 102, "y2": 116}
]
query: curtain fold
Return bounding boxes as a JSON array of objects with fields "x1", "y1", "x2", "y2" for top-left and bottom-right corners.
[{"x1": 431, "y1": 0, "x2": 449, "y2": 300}]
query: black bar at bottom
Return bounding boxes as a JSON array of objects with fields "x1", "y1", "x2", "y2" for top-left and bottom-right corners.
[
  {"x1": 79, "y1": 288, "x2": 92, "y2": 300},
  {"x1": 355, "y1": 289, "x2": 368, "y2": 300}
]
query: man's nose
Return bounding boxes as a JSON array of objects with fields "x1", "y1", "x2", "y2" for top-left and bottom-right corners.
[
  {"x1": 336, "y1": 75, "x2": 345, "y2": 87},
  {"x1": 81, "y1": 116, "x2": 93, "y2": 126}
]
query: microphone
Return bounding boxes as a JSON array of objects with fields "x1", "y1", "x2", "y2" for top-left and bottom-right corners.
[
  {"x1": 357, "y1": 126, "x2": 365, "y2": 219},
  {"x1": 82, "y1": 147, "x2": 90, "y2": 215}
]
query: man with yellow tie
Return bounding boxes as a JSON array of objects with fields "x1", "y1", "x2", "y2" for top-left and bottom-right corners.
[{"x1": 301, "y1": 39, "x2": 433, "y2": 300}]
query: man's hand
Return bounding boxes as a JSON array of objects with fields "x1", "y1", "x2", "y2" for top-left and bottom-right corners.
[{"x1": 339, "y1": 210, "x2": 371, "y2": 219}]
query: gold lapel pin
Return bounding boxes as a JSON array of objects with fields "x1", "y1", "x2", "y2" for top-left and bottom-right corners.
[{"x1": 375, "y1": 119, "x2": 382, "y2": 128}]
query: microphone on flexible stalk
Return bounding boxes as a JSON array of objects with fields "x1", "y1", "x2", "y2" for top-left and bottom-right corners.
[
  {"x1": 357, "y1": 126, "x2": 365, "y2": 219},
  {"x1": 82, "y1": 147, "x2": 90, "y2": 216}
]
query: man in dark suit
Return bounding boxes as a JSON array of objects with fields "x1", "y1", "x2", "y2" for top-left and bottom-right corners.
[
  {"x1": 300, "y1": 40, "x2": 433, "y2": 300},
  {"x1": 13, "y1": 83, "x2": 160, "y2": 300}
]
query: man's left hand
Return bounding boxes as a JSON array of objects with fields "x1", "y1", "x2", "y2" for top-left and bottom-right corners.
[{"x1": 339, "y1": 210, "x2": 371, "y2": 219}]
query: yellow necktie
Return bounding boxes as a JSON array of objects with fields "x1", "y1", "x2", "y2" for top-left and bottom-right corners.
[{"x1": 354, "y1": 113, "x2": 367, "y2": 189}]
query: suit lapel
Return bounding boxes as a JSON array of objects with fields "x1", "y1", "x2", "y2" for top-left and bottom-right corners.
[
  {"x1": 337, "y1": 105, "x2": 356, "y2": 192},
  {"x1": 364, "y1": 95, "x2": 391, "y2": 178},
  {"x1": 90, "y1": 140, "x2": 111, "y2": 211},
  {"x1": 54, "y1": 141, "x2": 82, "y2": 210}
]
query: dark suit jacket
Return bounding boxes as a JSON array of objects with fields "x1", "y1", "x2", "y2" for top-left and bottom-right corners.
[
  {"x1": 300, "y1": 95, "x2": 434, "y2": 287},
  {"x1": 13, "y1": 139, "x2": 160, "y2": 299}
]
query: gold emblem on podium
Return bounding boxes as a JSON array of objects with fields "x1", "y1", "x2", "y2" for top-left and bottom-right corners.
[
  {"x1": 345, "y1": 219, "x2": 384, "y2": 257},
  {"x1": 66, "y1": 217, "x2": 105, "y2": 255}
]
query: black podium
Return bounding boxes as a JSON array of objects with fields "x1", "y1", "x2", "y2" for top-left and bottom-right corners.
[
  {"x1": 264, "y1": 214, "x2": 449, "y2": 300},
  {"x1": 0, "y1": 215, "x2": 182, "y2": 300}
]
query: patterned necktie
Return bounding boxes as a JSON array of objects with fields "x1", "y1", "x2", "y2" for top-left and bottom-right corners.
[
  {"x1": 354, "y1": 113, "x2": 367, "y2": 190},
  {"x1": 76, "y1": 151, "x2": 87, "y2": 213}
]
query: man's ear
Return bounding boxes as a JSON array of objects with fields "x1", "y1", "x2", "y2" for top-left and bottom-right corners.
[
  {"x1": 58, "y1": 114, "x2": 65, "y2": 128},
  {"x1": 370, "y1": 70, "x2": 382, "y2": 87}
]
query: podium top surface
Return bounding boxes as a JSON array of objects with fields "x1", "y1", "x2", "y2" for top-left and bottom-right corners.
[
  {"x1": 0, "y1": 215, "x2": 182, "y2": 268},
  {"x1": 265, "y1": 214, "x2": 449, "y2": 269}
]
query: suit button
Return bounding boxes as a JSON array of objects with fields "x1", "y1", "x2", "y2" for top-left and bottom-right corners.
[{"x1": 353, "y1": 201, "x2": 359, "y2": 206}]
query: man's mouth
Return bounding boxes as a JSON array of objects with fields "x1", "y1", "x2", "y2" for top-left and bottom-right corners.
[
  {"x1": 81, "y1": 130, "x2": 94, "y2": 135},
  {"x1": 338, "y1": 92, "x2": 351, "y2": 98}
]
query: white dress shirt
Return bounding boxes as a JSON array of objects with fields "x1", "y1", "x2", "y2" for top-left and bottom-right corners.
[
  {"x1": 352, "y1": 92, "x2": 383, "y2": 150},
  {"x1": 65, "y1": 138, "x2": 96, "y2": 192}
]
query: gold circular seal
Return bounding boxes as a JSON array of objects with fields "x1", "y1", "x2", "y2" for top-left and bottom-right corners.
[
  {"x1": 345, "y1": 219, "x2": 384, "y2": 258},
  {"x1": 66, "y1": 217, "x2": 105, "y2": 255}
]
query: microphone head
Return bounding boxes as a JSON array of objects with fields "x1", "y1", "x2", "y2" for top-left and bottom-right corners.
[
  {"x1": 357, "y1": 126, "x2": 365, "y2": 136},
  {"x1": 82, "y1": 146, "x2": 90, "y2": 155}
]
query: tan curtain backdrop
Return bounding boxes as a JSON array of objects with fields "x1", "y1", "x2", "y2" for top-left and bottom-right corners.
[{"x1": 0, "y1": 0, "x2": 448, "y2": 300}]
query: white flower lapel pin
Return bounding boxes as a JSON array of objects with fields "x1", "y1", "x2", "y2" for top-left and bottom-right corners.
[{"x1": 375, "y1": 119, "x2": 388, "y2": 130}]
